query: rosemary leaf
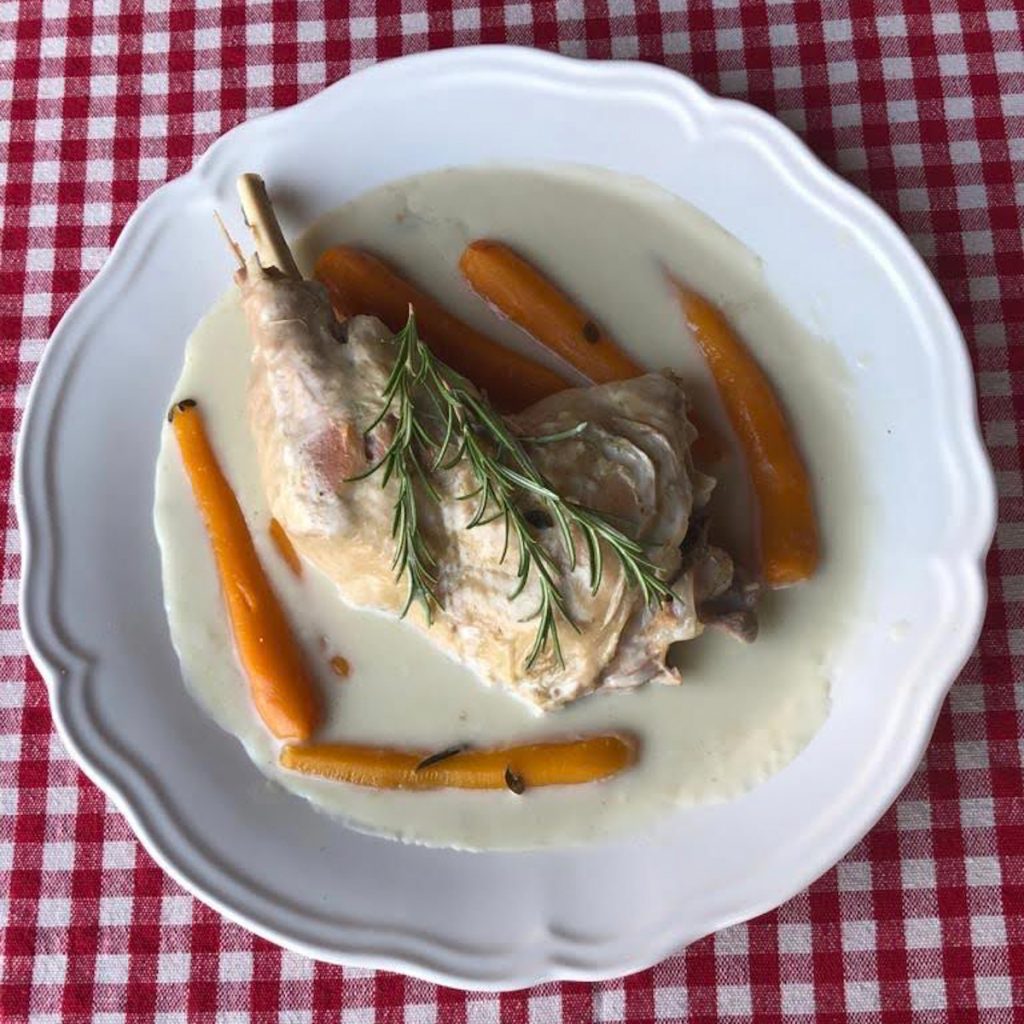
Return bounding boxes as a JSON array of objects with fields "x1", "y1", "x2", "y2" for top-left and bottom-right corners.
[
  {"x1": 354, "y1": 309, "x2": 672, "y2": 666},
  {"x1": 504, "y1": 766, "x2": 526, "y2": 795},
  {"x1": 415, "y1": 745, "x2": 468, "y2": 772}
]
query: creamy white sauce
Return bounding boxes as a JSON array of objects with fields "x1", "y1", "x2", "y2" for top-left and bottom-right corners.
[{"x1": 154, "y1": 165, "x2": 864, "y2": 850}]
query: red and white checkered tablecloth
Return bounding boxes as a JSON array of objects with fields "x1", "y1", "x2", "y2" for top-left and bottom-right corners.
[{"x1": 1, "y1": 1, "x2": 1021, "y2": 1019}]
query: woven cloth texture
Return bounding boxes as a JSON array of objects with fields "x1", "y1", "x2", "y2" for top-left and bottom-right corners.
[{"x1": 1, "y1": 2, "x2": 1021, "y2": 1021}]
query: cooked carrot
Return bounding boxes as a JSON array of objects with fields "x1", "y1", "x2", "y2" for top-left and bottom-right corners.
[
  {"x1": 314, "y1": 246, "x2": 569, "y2": 411},
  {"x1": 171, "y1": 400, "x2": 320, "y2": 740},
  {"x1": 269, "y1": 517, "x2": 302, "y2": 576},
  {"x1": 460, "y1": 240, "x2": 725, "y2": 462},
  {"x1": 459, "y1": 240, "x2": 642, "y2": 383},
  {"x1": 670, "y1": 282, "x2": 819, "y2": 587},
  {"x1": 279, "y1": 734, "x2": 636, "y2": 791}
]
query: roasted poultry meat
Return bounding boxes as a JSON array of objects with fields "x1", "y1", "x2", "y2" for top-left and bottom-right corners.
[{"x1": 235, "y1": 175, "x2": 754, "y2": 710}]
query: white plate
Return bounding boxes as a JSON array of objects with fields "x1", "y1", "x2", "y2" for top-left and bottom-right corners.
[{"x1": 17, "y1": 47, "x2": 995, "y2": 988}]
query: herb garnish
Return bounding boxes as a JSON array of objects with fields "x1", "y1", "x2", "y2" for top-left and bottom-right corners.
[
  {"x1": 414, "y1": 745, "x2": 467, "y2": 772},
  {"x1": 504, "y1": 766, "x2": 526, "y2": 795},
  {"x1": 355, "y1": 310, "x2": 673, "y2": 668}
]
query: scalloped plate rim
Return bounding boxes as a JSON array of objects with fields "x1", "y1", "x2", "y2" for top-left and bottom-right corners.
[{"x1": 16, "y1": 46, "x2": 996, "y2": 989}]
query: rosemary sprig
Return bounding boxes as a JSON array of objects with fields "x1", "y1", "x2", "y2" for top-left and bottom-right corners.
[
  {"x1": 355, "y1": 310, "x2": 673, "y2": 667},
  {"x1": 347, "y1": 314, "x2": 440, "y2": 620}
]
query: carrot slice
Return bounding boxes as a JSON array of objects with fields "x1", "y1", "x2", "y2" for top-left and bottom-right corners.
[
  {"x1": 171, "y1": 400, "x2": 320, "y2": 740},
  {"x1": 670, "y1": 282, "x2": 820, "y2": 587},
  {"x1": 460, "y1": 239, "x2": 642, "y2": 383},
  {"x1": 269, "y1": 517, "x2": 302, "y2": 576},
  {"x1": 279, "y1": 734, "x2": 636, "y2": 791},
  {"x1": 314, "y1": 246, "x2": 569, "y2": 411}
]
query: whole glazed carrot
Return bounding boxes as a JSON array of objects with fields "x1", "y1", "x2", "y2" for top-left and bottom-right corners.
[
  {"x1": 314, "y1": 246, "x2": 569, "y2": 411},
  {"x1": 459, "y1": 239, "x2": 725, "y2": 462},
  {"x1": 170, "y1": 399, "x2": 320, "y2": 740},
  {"x1": 459, "y1": 239, "x2": 641, "y2": 383},
  {"x1": 671, "y1": 281, "x2": 820, "y2": 587},
  {"x1": 280, "y1": 734, "x2": 637, "y2": 791}
]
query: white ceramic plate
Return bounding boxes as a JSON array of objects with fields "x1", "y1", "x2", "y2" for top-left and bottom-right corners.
[{"x1": 18, "y1": 47, "x2": 995, "y2": 988}]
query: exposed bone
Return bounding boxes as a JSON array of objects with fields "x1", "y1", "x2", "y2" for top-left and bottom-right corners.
[
  {"x1": 214, "y1": 210, "x2": 246, "y2": 270},
  {"x1": 236, "y1": 172, "x2": 302, "y2": 280}
]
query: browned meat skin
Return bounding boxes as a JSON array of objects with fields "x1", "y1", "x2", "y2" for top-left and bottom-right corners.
[{"x1": 238, "y1": 252, "x2": 748, "y2": 710}]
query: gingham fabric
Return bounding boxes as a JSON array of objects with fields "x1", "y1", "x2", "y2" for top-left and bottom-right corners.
[{"x1": 1, "y1": 1, "x2": 1021, "y2": 1020}]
